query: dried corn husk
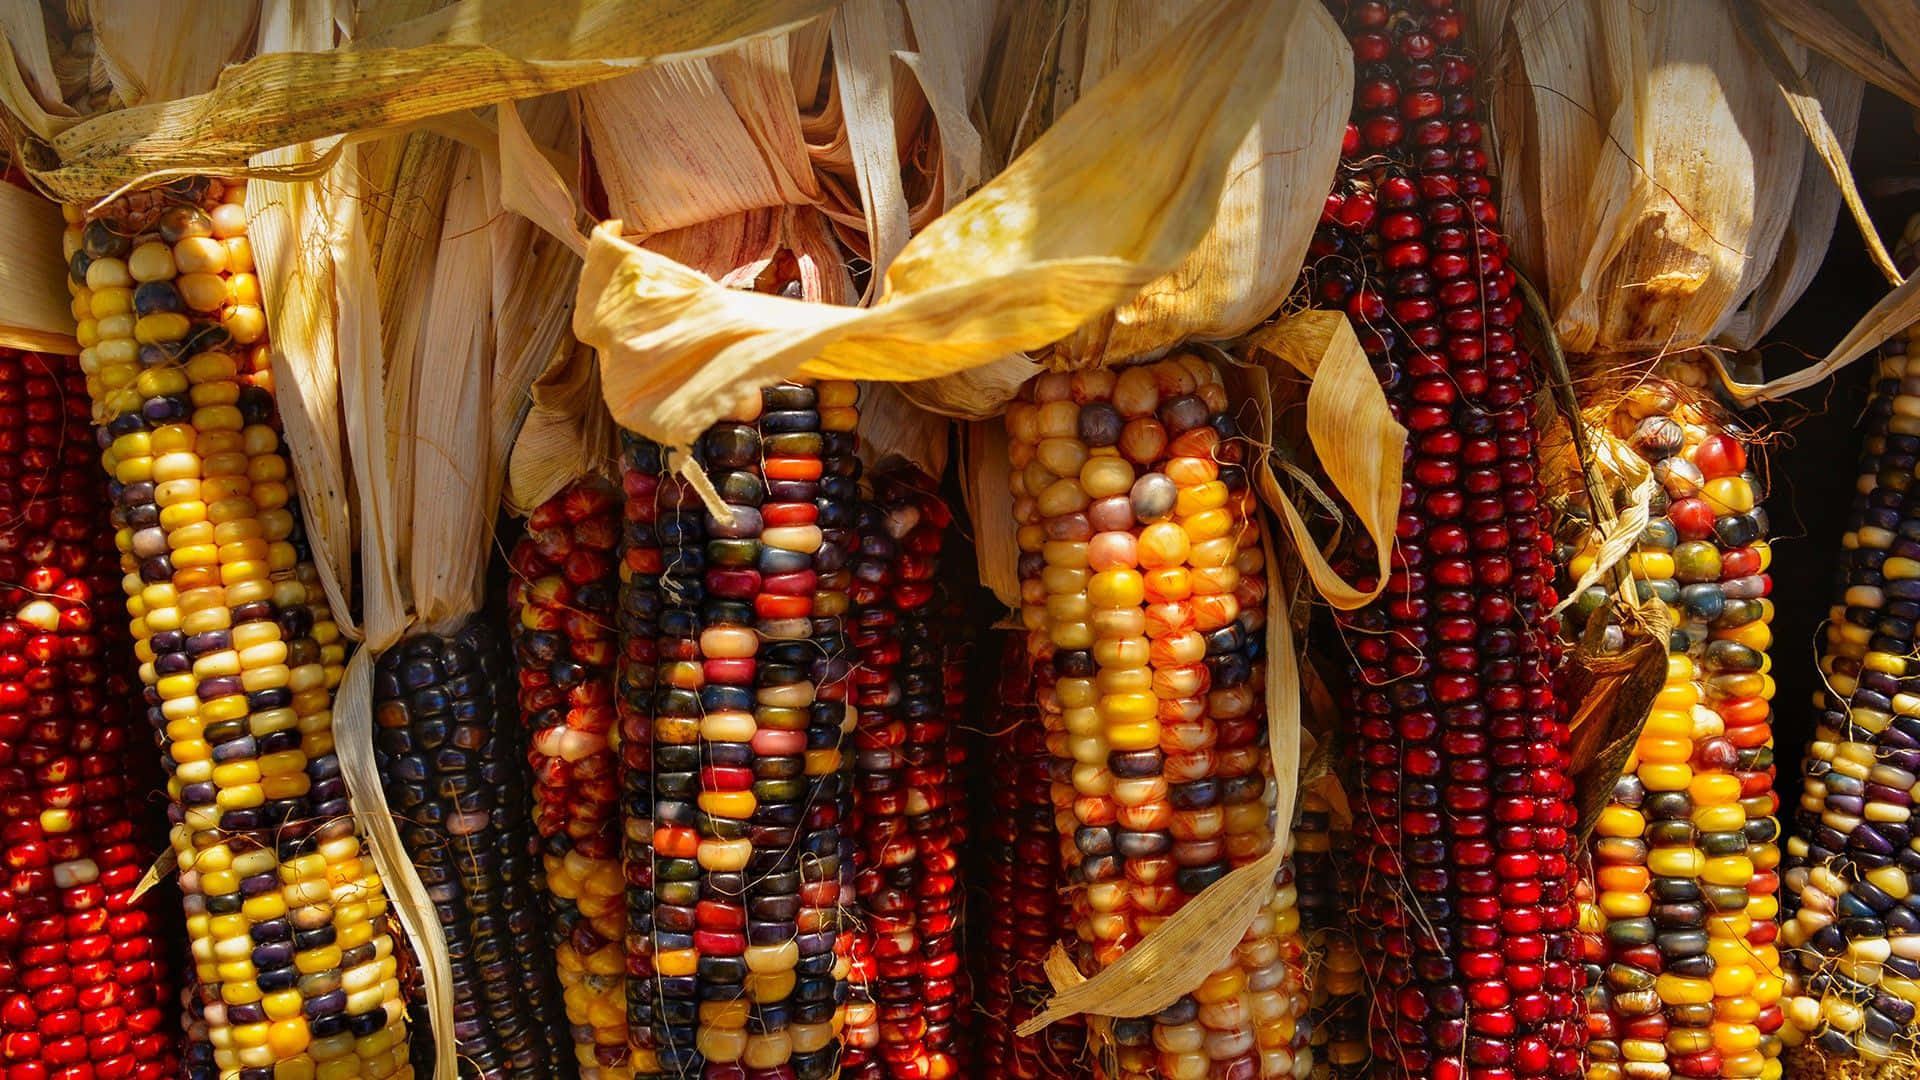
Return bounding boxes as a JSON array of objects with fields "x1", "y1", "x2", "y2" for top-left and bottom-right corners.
[
  {"x1": 550, "y1": 0, "x2": 1347, "y2": 461},
  {"x1": 1478, "y1": 0, "x2": 1863, "y2": 360},
  {"x1": 0, "y1": 0, "x2": 842, "y2": 201},
  {"x1": 0, "y1": 179, "x2": 76, "y2": 352},
  {"x1": 1759, "y1": 0, "x2": 1920, "y2": 110},
  {"x1": 84, "y1": 0, "x2": 259, "y2": 106},
  {"x1": 969, "y1": 0, "x2": 1349, "y2": 373}
]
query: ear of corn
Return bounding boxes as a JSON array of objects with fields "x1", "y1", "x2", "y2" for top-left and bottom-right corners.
[
  {"x1": 1005, "y1": 354, "x2": 1306, "y2": 1080},
  {"x1": 633, "y1": 378, "x2": 860, "y2": 1078},
  {"x1": 1562, "y1": 376, "x2": 1785, "y2": 1080},
  {"x1": 1779, "y1": 295, "x2": 1920, "y2": 1070},
  {"x1": 373, "y1": 620, "x2": 568, "y2": 1077},
  {"x1": 0, "y1": 348, "x2": 182, "y2": 1080},
  {"x1": 1295, "y1": 791, "x2": 1366, "y2": 1080},
  {"x1": 512, "y1": 479, "x2": 637, "y2": 1079},
  {"x1": 65, "y1": 180, "x2": 412, "y2": 1078},
  {"x1": 1310, "y1": 2, "x2": 1587, "y2": 1076},
  {"x1": 844, "y1": 469, "x2": 967, "y2": 1079},
  {"x1": 976, "y1": 634, "x2": 1087, "y2": 1080}
]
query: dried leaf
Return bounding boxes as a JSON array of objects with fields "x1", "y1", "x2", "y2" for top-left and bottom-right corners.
[
  {"x1": 1712, "y1": 262, "x2": 1920, "y2": 402},
  {"x1": 960, "y1": 419, "x2": 1019, "y2": 608},
  {"x1": 86, "y1": 0, "x2": 258, "y2": 106},
  {"x1": 579, "y1": 0, "x2": 1338, "y2": 452},
  {"x1": 1241, "y1": 311, "x2": 1404, "y2": 611},
  {"x1": 1757, "y1": 0, "x2": 1920, "y2": 109},
  {"x1": 0, "y1": 180, "x2": 76, "y2": 353},
  {"x1": 856, "y1": 381, "x2": 949, "y2": 480},
  {"x1": 0, "y1": 0, "x2": 842, "y2": 201},
  {"x1": 1486, "y1": 0, "x2": 1861, "y2": 357},
  {"x1": 1565, "y1": 621, "x2": 1669, "y2": 844}
]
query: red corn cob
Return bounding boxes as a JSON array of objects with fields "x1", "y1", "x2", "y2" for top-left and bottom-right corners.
[
  {"x1": 976, "y1": 634, "x2": 1087, "y2": 1080},
  {"x1": 0, "y1": 349, "x2": 179, "y2": 1080},
  {"x1": 508, "y1": 480, "x2": 633, "y2": 1079},
  {"x1": 1310, "y1": 1, "x2": 1586, "y2": 1077},
  {"x1": 845, "y1": 469, "x2": 964, "y2": 1079}
]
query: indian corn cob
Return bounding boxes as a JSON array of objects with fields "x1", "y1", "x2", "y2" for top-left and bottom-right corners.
[
  {"x1": 1004, "y1": 354, "x2": 1301, "y2": 1080},
  {"x1": 638, "y1": 378, "x2": 858, "y2": 1079},
  {"x1": 1310, "y1": 1, "x2": 1586, "y2": 1075},
  {"x1": 510, "y1": 480, "x2": 635, "y2": 1079},
  {"x1": 976, "y1": 635, "x2": 1086, "y2": 1080},
  {"x1": 1780, "y1": 235, "x2": 1920, "y2": 1072},
  {"x1": 65, "y1": 180, "x2": 412, "y2": 1078},
  {"x1": 0, "y1": 348, "x2": 181, "y2": 1079},
  {"x1": 373, "y1": 622, "x2": 567, "y2": 1077},
  {"x1": 1562, "y1": 376, "x2": 1785, "y2": 1080},
  {"x1": 1294, "y1": 791, "x2": 1367, "y2": 1080},
  {"x1": 845, "y1": 470, "x2": 964, "y2": 1079},
  {"x1": 625, "y1": 428, "x2": 672, "y2": 1068}
]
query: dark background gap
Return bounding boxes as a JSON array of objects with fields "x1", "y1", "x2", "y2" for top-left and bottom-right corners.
[{"x1": 1758, "y1": 86, "x2": 1919, "y2": 819}]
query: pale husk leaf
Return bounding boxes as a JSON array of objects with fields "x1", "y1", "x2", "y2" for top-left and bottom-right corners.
[
  {"x1": 579, "y1": 0, "x2": 1335, "y2": 453},
  {"x1": 408, "y1": 143, "x2": 495, "y2": 629},
  {"x1": 85, "y1": 0, "x2": 258, "y2": 106},
  {"x1": 960, "y1": 418, "x2": 1019, "y2": 608},
  {"x1": 0, "y1": 0, "x2": 842, "y2": 201},
  {"x1": 1020, "y1": 520, "x2": 1301, "y2": 1031},
  {"x1": 1756, "y1": 0, "x2": 1920, "y2": 109},
  {"x1": 1485, "y1": 0, "x2": 1859, "y2": 357},
  {"x1": 0, "y1": 180, "x2": 77, "y2": 353},
  {"x1": 856, "y1": 381, "x2": 948, "y2": 479},
  {"x1": 0, "y1": 0, "x2": 80, "y2": 122},
  {"x1": 1715, "y1": 47, "x2": 1866, "y2": 347}
]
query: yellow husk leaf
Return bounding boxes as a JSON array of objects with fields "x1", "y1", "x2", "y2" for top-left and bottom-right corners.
[
  {"x1": 1757, "y1": 0, "x2": 1920, "y2": 109},
  {"x1": 577, "y1": 0, "x2": 1342, "y2": 453},
  {"x1": 0, "y1": 0, "x2": 842, "y2": 201},
  {"x1": 856, "y1": 381, "x2": 949, "y2": 480},
  {"x1": 0, "y1": 180, "x2": 77, "y2": 353},
  {"x1": 1481, "y1": 0, "x2": 1862, "y2": 358},
  {"x1": 1019, "y1": 520, "x2": 1302, "y2": 1032},
  {"x1": 1040, "y1": 0, "x2": 1350, "y2": 368}
]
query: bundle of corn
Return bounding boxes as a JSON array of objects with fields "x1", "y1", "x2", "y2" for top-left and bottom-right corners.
[
  {"x1": 373, "y1": 620, "x2": 566, "y2": 1077},
  {"x1": 845, "y1": 468, "x2": 966, "y2": 1079},
  {"x1": 1559, "y1": 374, "x2": 1785, "y2": 1080},
  {"x1": 1305, "y1": 1, "x2": 1587, "y2": 1076},
  {"x1": 974, "y1": 636, "x2": 1087, "y2": 1080},
  {"x1": 1294, "y1": 791, "x2": 1366, "y2": 1079},
  {"x1": 508, "y1": 480, "x2": 634, "y2": 1078},
  {"x1": 632, "y1": 370, "x2": 860, "y2": 1078},
  {"x1": 64, "y1": 181, "x2": 412, "y2": 1077},
  {"x1": 1778, "y1": 222, "x2": 1920, "y2": 1076},
  {"x1": 1004, "y1": 354, "x2": 1307, "y2": 1079},
  {"x1": 0, "y1": 348, "x2": 180, "y2": 1080}
]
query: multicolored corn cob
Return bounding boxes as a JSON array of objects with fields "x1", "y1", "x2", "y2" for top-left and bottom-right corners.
[
  {"x1": 1005, "y1": 354, "x2": 1300, "y2": 1079},
  {"x1": 635, "y1": 377, "x2": 858, "y2": 1079},
  {"x1": 0, "y1": 348, "x2": 180, "y2": 1079},
  {"x1": 1308, "y1": 1, "x2": 1587, "y2": 1075},
  {"x1": 976, "y1": 635, "x2": 1086, "y2": 1080},
  {"x1": 1562, "y1": 374, "x2": 1785, "y2": 1080},
  {"x1": 373, "y1": 621, "x2": 566, "y2": 1077},
  {"x1": 511, "y1": 479, "x2": 636, "y2": 1079},
  {"x1": 845, "y1": 470, "x2": 964, "y2": 1079},
  {"x1": 1780, "y1": 244, "x2": 1920, "y2": 1073},
  {"x1": 65, "y1": 180, "x2": 412, "y2": 1077},
  {"x1": 1294, "y1": 790, "x2": 1366, "y2": 1080}
]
